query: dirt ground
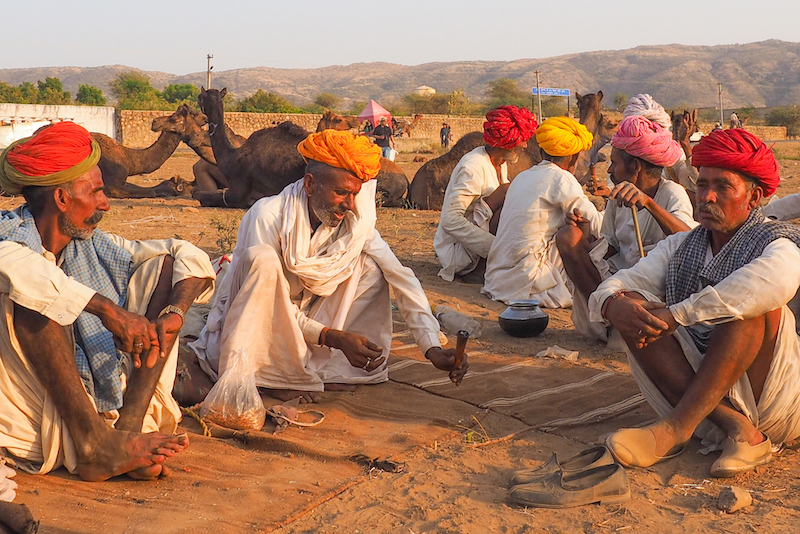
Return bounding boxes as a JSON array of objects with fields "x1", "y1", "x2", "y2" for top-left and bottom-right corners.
[{"x1": 2, "y1": 144, "x2": 800, "y2": 534}]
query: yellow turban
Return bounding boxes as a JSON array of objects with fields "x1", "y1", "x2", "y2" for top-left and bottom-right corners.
[
  {"x1": 535, "y1": 117, "x2": 593, "y2": 157},
  {"x1": 297, "y1": 130, "x2": 381, "y2": 181}
]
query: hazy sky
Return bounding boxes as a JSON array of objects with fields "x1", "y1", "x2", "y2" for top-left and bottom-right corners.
[{"x1": 2, "y1": 0, "x2": 798, "y2": 74}]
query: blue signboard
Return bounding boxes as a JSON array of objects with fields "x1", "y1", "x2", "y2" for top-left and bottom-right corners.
[{"x1": 531, "y1": 87, "x2": 570, "y2": 97}]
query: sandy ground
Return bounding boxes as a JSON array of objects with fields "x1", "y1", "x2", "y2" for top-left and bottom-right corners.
[{"x1": 2, "y1": 145, "x2": 800, "y2": 534}]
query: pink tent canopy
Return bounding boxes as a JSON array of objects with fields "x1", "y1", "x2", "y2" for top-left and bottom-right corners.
[{"x1": 357, "y1": 100, "x2": 391, "y2": 128}]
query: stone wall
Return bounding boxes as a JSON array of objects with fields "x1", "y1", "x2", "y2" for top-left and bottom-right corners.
[
  {"x1": 118, "y1": 110, "x2": 487, "y2": 149},
  {"x1": 697, "y1": 122, "x2": 786, "y2": 140}
]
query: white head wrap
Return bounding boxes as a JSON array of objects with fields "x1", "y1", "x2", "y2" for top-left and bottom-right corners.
[{"x1": 623, "y1": 93, "x2": 672, "y2": 130}]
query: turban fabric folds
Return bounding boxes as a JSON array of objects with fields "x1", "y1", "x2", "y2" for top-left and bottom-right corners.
[
  {"x1": 0, "y1": 121, "x2": 101, "y2": 195},
  {"x1": 297, "y1": 130, "x2": 381, "y2": 181},
  {"x1": 623, "y1": 93, "x2": 672, "y2": 130},
  {"x1": 483, "y1": 106, "x2": 538, "y2": 150},
  {"x1": 691, "y1": 129, "x2": 780, "y2": 196},
  {"x1": 535, "y1": 117, "x2": 593, "y2": 157},
  {"x1": 611, "y1": 115, "x2": 682, "y2": 167}
]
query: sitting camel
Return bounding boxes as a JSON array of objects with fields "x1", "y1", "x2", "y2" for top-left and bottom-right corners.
[
  {"x1": 193, "y1": 88, "x2": 409, "y2": 208},
  {"x1": 316, "y1": 110, "x2": 360, "y2": 132},
  {"x1": 406, "y1": 132, "x2": 542, "y2": 210},
  {"x1": 91, "y1": 104, "x2": 195, "y2": 198}
]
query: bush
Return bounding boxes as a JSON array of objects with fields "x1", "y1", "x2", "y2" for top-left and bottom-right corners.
[
  {"x1": 234, "y1": 90, "x2": 300, "y2": 113},
  {"x1": 111, "y1": 71, "x2": 172, "y2": 110},
  {"x1": 76, "y1": 84, "x2": 106, "y2": 106},
  {"x1": 766, "y1": 106, "x2": 800, "y2": 137},
  {"x1": 160, "y1": 83, "x2": 199, "y2": 104},
  {"x1": 485, "y1": 78, "x2": 531, "y2": 111}
]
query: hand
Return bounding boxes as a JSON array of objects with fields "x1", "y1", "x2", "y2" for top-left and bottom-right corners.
[
  {"x1": 150, "y1": 313, "x2": 183, "y2": 368},
  {"x1": 326, "y1": 330, "x2": 385, "y2": 372},
  {"x1": 590, "y1": 182, "x2": 612, "y2": 198},
  {"x1": 425, "y1": 347, "x2": 469, "y2": 386},
  {"x1": 565, "y1": 208, "x2": 590, "y2": 228},
  {"x1": 610, "y1": 181, "x2": 650, "y2": 210},
  {"x1": 100, "y1": 307, "x2": 159, "y2": 369},
  {"x1": 604, "y1": 294, "x2": 671, "y2": 349}
]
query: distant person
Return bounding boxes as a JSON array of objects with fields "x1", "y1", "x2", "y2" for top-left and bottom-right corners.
[
  {"x1": 372, "y1": 117, "x2": 395, "y2": 159},
  {"x1": 730, "y1": 112, "x2": 740, "y2": 129},
  {"x1": 713, "y1": 122, "x2": 723, "y2": 132},
  {"x1": 363, "y1": 120, "x2": 373, "y2": 135},
  {"x1": 440, "y1": 122, "x2": 452, "y2": 149},
  {"x1": 434, "y1": 106, "x2": 538, "y2": 283}
]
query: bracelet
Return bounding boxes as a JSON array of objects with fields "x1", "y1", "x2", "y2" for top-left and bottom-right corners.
[
  {"x1": 600, "y1": 290, "x2": 636, "y2": 319},
  {"x1": 319, "y1": 327, "x2": 330, "y2": 347},
  {"x1": 158, "y1": 305, "x2": 185, "y2": 327}
]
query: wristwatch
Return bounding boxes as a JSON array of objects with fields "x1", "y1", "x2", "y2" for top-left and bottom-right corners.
[{"x1": 159, "y1": 305, "x2": 185, "y2": 326}]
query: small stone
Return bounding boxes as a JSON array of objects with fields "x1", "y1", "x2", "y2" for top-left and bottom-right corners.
[
  {"x1": 181, "y1": 207, "x2": 200, "y2": 213},
  {"x1": 718, "y1": 485, "x2": 752, "y2": 513}
]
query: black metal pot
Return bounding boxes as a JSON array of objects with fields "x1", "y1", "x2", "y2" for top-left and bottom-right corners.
[{"x1": 499, "y1": 300, "x2": 549, "y2": 337}]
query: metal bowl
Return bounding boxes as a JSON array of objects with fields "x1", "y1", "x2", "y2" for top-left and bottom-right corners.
[{"x1": 498, "y1": 300, "x2": 549, "y2": 337}]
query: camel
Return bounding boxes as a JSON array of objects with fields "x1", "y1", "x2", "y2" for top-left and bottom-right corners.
[
  {"x1": 193, "y1": 88, "x2": 408, "y2": 208},
  {"x1": 572, "y1": 91, "x2": 619, "y2": 187},
  {"x1": 316, "y1": 110, "x2": 360, "y2": 132},
  {"x1": 91, "y1": 105, "x2": 195, "y2": 198},
  {"x1": 406, "y1": 132, "x2": 542, "y2": 210},
  {"x1": 395, "y1": 114, "x2": 423, "y2": 137}
]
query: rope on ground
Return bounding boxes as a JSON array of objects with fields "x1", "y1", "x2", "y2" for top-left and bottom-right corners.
[{"x1": 180, "y1": 406, "x2": 212, "y2": 437}]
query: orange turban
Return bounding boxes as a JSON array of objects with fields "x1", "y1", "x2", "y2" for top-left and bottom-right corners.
[
  {"x1": 0, "y1": 121, "x2": 101, "y2": 195},
  {"x1": 297, "y1": 130, "x2": 381, "y2": 182},
  {"x1": 535, "y1": 117, "x2": 593, "y2": 157}
]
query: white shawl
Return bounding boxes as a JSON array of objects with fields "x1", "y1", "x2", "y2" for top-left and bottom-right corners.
[{"x1": 278, "y1": 179, "x2": 377, "y2": 297}]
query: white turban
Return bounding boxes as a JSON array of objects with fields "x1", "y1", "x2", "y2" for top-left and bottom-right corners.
[{"x1": 623, "y1": 93, "x2": 672, "y2": 130}]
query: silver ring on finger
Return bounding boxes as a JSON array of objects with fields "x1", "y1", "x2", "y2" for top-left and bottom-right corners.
[
  {"x1": 637, "y1": 329, "x2": 643, "y2": 335},
  {"x1": 363, "y1": 357, "x2": 372, "y2": 371},
  {"x1": 134, "y1": 342, "x2": 144, "y2": 349}
]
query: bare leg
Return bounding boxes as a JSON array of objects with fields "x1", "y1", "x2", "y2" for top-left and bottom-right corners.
[
  {"x1": 555, "y1": 224, "x2": 602, "y2": 297},
  {"x1": 13, "y1": 305, "x2": 188, "y2": 482},
  {"x1": 624, "y1": 309, "x2": 780, "y2": 457}
]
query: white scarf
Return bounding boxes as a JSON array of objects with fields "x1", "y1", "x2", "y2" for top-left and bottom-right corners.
[{"x1": 278, "y1": 179, "x2": 377, "y2": 297}]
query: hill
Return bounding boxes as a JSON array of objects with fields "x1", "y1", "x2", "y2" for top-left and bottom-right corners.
[{"x1": 2, "y1": 40, "x2": 799, "y2": 109}]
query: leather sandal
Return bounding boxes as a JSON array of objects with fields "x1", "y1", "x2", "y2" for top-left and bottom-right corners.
[
  {"x1": 510, "y1": 445, "x2": 614, "y2": 486},
  {"x1": 605, "y1": 427, "x2": 685, "y2": 468},
  {"x1": 508, "y1": 463, "x2": 630, "y2": 508},
  {"x1": 710, "y1": 435, "x2": 772, "y2": 478}
]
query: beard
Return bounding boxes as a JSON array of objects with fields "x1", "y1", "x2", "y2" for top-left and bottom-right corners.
[
  {"x1": 59, "y1": 210, "x2": 104, "y2": 240},
  {"x1": 309, "y1": 195, "x2": 345, "y2": 227}
]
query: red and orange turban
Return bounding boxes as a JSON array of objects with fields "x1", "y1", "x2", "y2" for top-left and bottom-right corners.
[
  {"x1": 692, "y1": 129, "x2": 780, "y2": 196},
  {"x1": 297, "y1": 130, "x2": 381, "y2": 181},
  {"x1": 0, "y1": 121, "x2": 101, "y2": 194},
  {"x1": 483, "y1": 106, "x2": 538, "y2": 150}
]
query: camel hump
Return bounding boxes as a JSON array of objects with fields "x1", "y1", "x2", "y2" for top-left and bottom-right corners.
[{"x1": 275, "y1": 121, "x2": 310, "y2": 137}]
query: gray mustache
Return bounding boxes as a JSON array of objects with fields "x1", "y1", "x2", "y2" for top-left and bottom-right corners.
[{"x1": 697, "y1": 202, "x2": 724, "y2": 221}]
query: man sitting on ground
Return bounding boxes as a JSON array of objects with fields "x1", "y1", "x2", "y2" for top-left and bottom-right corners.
[
  {"x1": 589, "y1": 129, "x2": 800, "y2": 477},
  {"x1": 434, "y1": 106, "x2": 538, "y2": 282},
  {"x1": 0, "y1": 122, "x2": 215, "y2": 480},
  {"x1": 557, "y1": 115, "x2": 696, "y2": 346},
  {"x1": 482, "y1": 117, "x2": 597, "y2": 307},
  {"x1": 188, "y1": 130, "x2": 467, "y2": 403}
]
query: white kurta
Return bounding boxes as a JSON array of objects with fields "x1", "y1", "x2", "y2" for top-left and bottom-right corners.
[
  {"x1": 663, "y1": 152, "x2": 696, "y2": 194},
  {"x1": 191, "y1": 180, "x2": 441, "y2": 391},
  {"x1": 588, "y1": 230, "x2": 800, "y2": 445},
  {"x1": 482, "y1": 161, "x2": 603, "y2": 307},
  {"x1": 571, "y1": 178, "x2": 697, "y2": 343},
  {"x1": 0, "y1": 234, "x2": 215, "y2": 474},
  {"x1": 434, "y1": 147, "x2": 508, "y2": 281},
  {"x1": 763, "y1": 192, "x2": 800, "y2": 221}
]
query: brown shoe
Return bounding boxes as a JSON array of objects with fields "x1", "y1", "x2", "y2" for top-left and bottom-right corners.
[
  {"x1": 510, "y1": 445, "x2": 614, "y2": 486},
  {"x1": 508, "y1": 464, "x2": 630, "y2": 509}
]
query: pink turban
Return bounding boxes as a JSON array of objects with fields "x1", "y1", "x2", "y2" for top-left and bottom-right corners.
[
  {"x1": 483, "y1": 106, "x2": 538, "y2": 150},
  {"x1": 692, "y1": 128, "x2": 780, "y2": 197},
  {"x1": 611, "y1": 116, "x2": 682, "y2": 167}
]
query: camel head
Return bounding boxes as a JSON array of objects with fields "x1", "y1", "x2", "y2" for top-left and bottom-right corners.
[
  {"x1": 198, "y1": 87, "x2": 227, "y2": 115},
  {"x1": 671, "y1": 109, "x2": 699, "y2": 143},
  {"x1": 316, "y1": 111, "x2": 361, "y2": 132},
  {"x1": 573, "y1": 113, "x2": 618, "y2": 186},
  {"x1": 576, "y1": 91, "x2": 603, "y2": 124},
  {"x1": 151, "y1": 104, "x2": 197, "y2": 134}
]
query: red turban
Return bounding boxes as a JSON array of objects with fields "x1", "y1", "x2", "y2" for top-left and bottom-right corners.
[
  {"x1": 483, "y1": 106, "x2": 538, "y2": 150},
  {"x1": 692, "y1": 129, "x2": 780, "y2": 197},
  {"x1": 0, "y1": 121, "x2": 101, "y2": 194}
]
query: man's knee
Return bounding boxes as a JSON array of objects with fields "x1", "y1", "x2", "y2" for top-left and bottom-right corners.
[
  {"x1": 555, "y1": 225, "x2": 584, "y2": 257},
  {"x1": 237, "y1": 244, "x2": 284, "y2": 282}
]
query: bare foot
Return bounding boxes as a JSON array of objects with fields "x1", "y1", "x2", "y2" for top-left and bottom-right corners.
[
  {"x1": 128, "y1": 463, "x2": 172, "y2": 481},
  {"x1": 76, "y1": 431, "x2": 189, "y2": 482},
  {"x1": 324, "y1": 383, "x2": 357, "y2": 392},
  {"x1": 648, "y1": 421, "x2": 686, "y2": 458},
  {"x1": 261, "y1": 388, "x2": 321, "y2": 404}
]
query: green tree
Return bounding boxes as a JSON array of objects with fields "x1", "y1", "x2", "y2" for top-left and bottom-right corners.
[
  {"x1": 402, "y1": 93, "x2": 450, "y2": 114},
  {"x1": 37, "y1": 77, "x2": 71, "y2": 104},
  {"x1": 541, "y1": 96, "x2": 569, "y2": 118},
  {"x1": 76, "y1": 84, "x2": 107, "y2": 106},
  {"x1": 447, "y1": 89, "x2": 473, "y2": 116},
  {"x1": 314, "y1": 92, "x2": 342, "y2": 111},
  {"x1": 766, "y1": 105, "x2": 800, "y2": 137},
  {"x1": 160, "y1": 83, "x2": 199, "y2": 104},
  {"x1": 110, "y1": 71, "x2": 171, "y2": 110},
  {"x1": 234, "y1": 90, "x2": 299, "y2": 113},
  {"x1": 613, "y1": 92, "x2": 629, "y2": 111},
  {"x1": 485, "y1": 78, "x2": 530, "y2": 110}
]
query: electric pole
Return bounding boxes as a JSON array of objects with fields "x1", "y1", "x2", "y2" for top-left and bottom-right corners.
[
  {"x1": 718, "y1": 82, "x2": 724, "y2": 125},
  {"x1": 207, "y1": 54, "x2": 214, "y2": 89},
  {"x1": 534, "y1": 70, "x2": 543, "y2": 123}
]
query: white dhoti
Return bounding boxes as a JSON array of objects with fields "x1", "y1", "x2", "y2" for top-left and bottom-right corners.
[
  {"x1": 627, "y1": 305, "x2": 800, "y2": 447},
  {"x1": 191, "y1": 244, "x2": 392, "y2": 391},
  {"x1": 0, "y1": 256, "x2": 181, "y2": 474}
]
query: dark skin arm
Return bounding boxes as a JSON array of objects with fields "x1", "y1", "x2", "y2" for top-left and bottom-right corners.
[
  {"x1": 603, "y1": 292, "x2": 675, "y2": 349},
  {"x1": 609, "y1": 181, "x2": 692, "y2": 236}
]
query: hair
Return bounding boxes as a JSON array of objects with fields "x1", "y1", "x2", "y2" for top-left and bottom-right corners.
[
  {"x1": 540, "y1": 150, "x2": 574, "y2": 165},
  {"x1": 21, "y1": 182, "x2": 74, "y2": 217},
  {"x1": 619, "y1": 150, "x2": 662, "y2": 179}
]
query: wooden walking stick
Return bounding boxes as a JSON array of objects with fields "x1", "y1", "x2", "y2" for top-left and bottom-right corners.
[{"x1": 631, "y1": 205, "x2": 646, "y2": 259}]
